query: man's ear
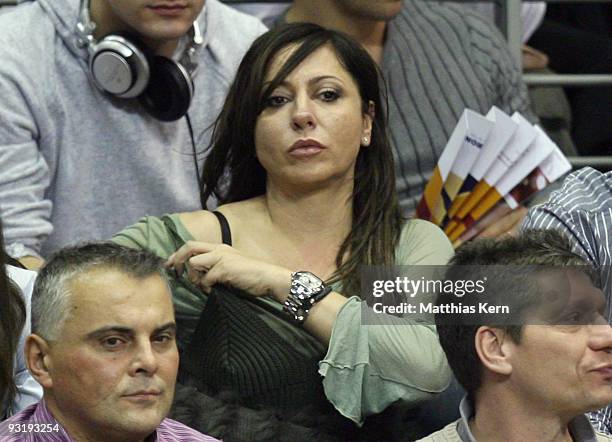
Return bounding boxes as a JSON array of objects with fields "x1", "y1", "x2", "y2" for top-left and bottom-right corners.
[
  {"x1": 25, "y1": 334, "x2": 53, "y2": 389},
  {"x1": 361, "y1": 100, "x2": 375, "y2": 146},
  {"x1": 474, "y1": 326, "x2": 513, "y2": 376}
]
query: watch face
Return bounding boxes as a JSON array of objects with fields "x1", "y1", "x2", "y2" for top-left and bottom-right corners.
[{"x1": 292, "y1": 272, "x2": 323, "y2": 297}]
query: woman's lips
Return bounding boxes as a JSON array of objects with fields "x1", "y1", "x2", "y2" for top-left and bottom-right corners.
[
  {"x1": 289, "y1": 139, "x2": 325, "y2": 158},
  {"x1": 289, "y1": 146, "x2": 324, "y2": 158}
]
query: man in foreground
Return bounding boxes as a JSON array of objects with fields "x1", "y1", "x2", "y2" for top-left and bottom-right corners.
[
  {"x1": 0, "y1": 242, "x2": 217, "y2": 441},
  {"x1": 522, "y1": 166, "x2": 612, "y2": 433},
  {"x1": 422, "y1": 230, "x2": 612, "y2": 441}
]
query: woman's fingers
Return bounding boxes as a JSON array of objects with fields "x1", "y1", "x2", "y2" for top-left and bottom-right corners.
[
  {"x1": 199, "y1": 266, "x2": 224, "y2": 294},
  {"x1": 165, "y1": 241, "x2": 217, "y2": 275}
]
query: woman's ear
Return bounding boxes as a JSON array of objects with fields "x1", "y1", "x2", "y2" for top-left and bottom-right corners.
[
  {"x1": 361, "y1": 101, "x2": 375, "y2": 147},
  {"x1": 25, "y1": 334, "x2": 54, "y2": 389},
  {"x1": 474, "y1": 326, "x2": 513, "y2": 376}
]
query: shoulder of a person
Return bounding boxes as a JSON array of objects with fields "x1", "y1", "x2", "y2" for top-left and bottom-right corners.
[
  {"x1": 206, "y1": 0, "x2": 267, "y2": 31},
  {"x1": 410, "y1": 0, "x2": 509, "y2": 60},
  {"x1": 6, "y1": 265, "x2": 37, "y2": 296},
  {"x1": 596, "y1": 431, "x2": 612, "y2": 442},
  {"x1": 397, "y1": 218, "x2": 454, "y2": 264},
  {"x1": 398, "y1": 0, "x2": 491, "y2": 35},
  {"x1": 0, "y1": 3, "x2": 55, "y2": 65},
  {"x1": 157, "y1": 417, "x2": 218, "y2": 440},
  {"x1": 176, "y1": 210, "x2": 224, "y2": 244},
  {"x1": 203, "y1": 0, "x2": 267, "y2": 64},
  {"x1": 415, "y1": 418, "x2": 462, "y2": 441},
  {"x1": 401, "y1": 218, "x2": 450, "y2": 244},
  {"x1": 548, "y1": 167, "x2": 612, "y2": 208},
  {"x1": 394, "y1": 0, "x2": 504, "y2": 64}
]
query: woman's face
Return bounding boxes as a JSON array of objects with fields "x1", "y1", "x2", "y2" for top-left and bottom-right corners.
[{"x1": 254, "y1": 44, "x2": 373, "y2": 192}]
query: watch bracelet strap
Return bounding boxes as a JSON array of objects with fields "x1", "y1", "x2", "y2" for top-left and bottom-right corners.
[
  {"x1": 283, "y1": 297, "x2": 308, "y2": 324},
  {"x1": 312, "y1": 284, "x2": 333, "y2": 303},
  {"x1": 283, "y1": 283, "x2": 333, "y2": 324}
]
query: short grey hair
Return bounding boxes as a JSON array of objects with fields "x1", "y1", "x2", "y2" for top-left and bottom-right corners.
[{"x1": 32, "y1": 242, "x2": 167, "y2": 340}]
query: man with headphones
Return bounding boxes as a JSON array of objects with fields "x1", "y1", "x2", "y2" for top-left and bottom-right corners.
[{"x1": 0, "y1": 0, "x2": 266, "y2": 268}]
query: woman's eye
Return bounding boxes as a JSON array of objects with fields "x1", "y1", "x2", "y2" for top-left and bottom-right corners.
[
  {"x1": 264, "y1": 96, "x2": 289, "y2": 107},
  {"x1": 319, "y1": 89, "x2": 340, "y2": 102}
]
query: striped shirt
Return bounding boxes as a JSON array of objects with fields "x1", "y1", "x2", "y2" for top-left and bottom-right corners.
[
  {"x1": 382, "y1": 0, "x2": 536, "y2": 214},
  {"x1": 522, "y1": 166, "x2": 612, "y2": 434},
  {"x1": 0, "y1": 400, "x2": 218, "y2": 441}
]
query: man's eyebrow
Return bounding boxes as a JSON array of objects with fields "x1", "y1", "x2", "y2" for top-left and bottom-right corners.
[
  {"x1": 85, "y1": 322, "x2": 176, "y2": 339},
  {"x1": 153, "y1": 322, "x2": 177, "y2": 335},
  {"x1": 86, "y1": 326, "x2": 134, "y2": 340}
]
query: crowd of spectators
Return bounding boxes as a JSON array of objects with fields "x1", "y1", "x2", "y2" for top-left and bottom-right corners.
[{"x1": 0, "y1": 0, "x2": 610, "y2": 441}]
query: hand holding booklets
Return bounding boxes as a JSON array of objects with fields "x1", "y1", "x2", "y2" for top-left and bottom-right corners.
[{"x1": 416, "y1": 106, "x2": 571, "y2": 247}]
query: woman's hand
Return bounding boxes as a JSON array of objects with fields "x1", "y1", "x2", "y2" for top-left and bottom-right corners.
[{"x1": 166, "y1": 241, "x2": 292, "y2": 301}]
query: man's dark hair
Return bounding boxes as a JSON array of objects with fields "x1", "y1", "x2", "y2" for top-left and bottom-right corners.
[
  {"x1": 435, "y1": 229, "x2": 593, "y2": 401},
  {"x1": 32, "y1": 242, "x2": 167, "y2": 340}
]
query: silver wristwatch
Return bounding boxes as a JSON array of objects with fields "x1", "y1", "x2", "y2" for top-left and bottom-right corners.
[{"x1": 283, "y1": 271, "x2": 332, "y2": 324}]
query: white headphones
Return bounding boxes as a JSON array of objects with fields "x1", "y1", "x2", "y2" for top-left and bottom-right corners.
[{"x1": 75, "y1": 0, "x2": 203, "y2": 121}]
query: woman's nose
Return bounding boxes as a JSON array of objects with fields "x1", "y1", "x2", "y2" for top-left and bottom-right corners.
[{"x1": 291, "y1": 97, "x2": 316, "y2": 131}]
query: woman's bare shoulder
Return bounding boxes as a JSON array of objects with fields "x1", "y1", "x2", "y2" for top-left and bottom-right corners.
[
  {"x1": 177, "y1": 198, "x2": 266, "y2": 243},
  {"x1": 176, "y1": 210, "x2": 223, "y2": 243}
]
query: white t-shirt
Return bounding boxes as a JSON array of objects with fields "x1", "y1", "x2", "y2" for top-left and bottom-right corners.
[{"x1": 4, "y1": 265, "x2": 42, "y2": 416}]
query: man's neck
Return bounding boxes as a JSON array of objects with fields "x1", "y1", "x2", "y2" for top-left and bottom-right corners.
[
  {"x1": 470, "y1": 391, "x2": 575, "y2": 442},
  {"x1": 285, "y1": 0, "x2": 387, "y2": 63},
  {"x1": 89, "y1": 0, "x2": 179, "y2": 57}
]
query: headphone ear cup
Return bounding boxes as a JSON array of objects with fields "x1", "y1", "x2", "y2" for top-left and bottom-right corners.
[
  {"x1": 90, "y1": 35, "x2": 151, "y2": 98},
  {"x1": 139, "y1": 56, "x2": 194, "y2": 122}
]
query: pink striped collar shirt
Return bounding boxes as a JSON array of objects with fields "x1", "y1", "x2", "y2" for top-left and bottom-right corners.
[{"x1": 0, "y1": 400, "x2": 218, "y2": 441}]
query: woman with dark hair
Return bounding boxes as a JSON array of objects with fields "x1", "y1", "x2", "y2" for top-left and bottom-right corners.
[
  {"x1": 114, "y1": 23, "x2": 453, "y2": 440},
  {"x1": 0, "y1": 219, "x2": 41, "y2": 418}
]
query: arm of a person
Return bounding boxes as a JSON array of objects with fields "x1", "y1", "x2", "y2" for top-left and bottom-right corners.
[
  {"x1": 318, "y1": 220, "x2": 454, "y2": 425},
  {"x1": 521, "y1": 201, "x2": 597, "y2": 264},
  {"x1": 112, "y1": 215, "x2": 189, "y2": 259},
  {"x1": 519, "y1": 168, "x2": 608, "y2": 266},
  {"x1": 0, "y1": 55, "x2": 52, "y2": 261}
]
